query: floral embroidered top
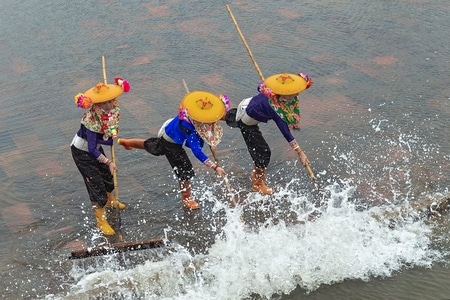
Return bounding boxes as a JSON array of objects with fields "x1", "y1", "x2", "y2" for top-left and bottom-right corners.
[
  {"x1": 75, "y1": 104, "x2": 119, "y2": 160},
  {"x1": 245, "y1": 93, "x2": 296, "y2": 143}
]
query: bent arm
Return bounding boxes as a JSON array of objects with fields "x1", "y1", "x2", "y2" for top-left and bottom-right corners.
[
  {"x1": 86, "y1": 130, "x2": 112, "y2": 164},
  {"x1": 271, "y1": 109, "x2": 295, "y2": 143}
]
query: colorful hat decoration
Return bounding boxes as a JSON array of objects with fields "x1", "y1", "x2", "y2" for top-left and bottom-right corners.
[
  {"x1": 263, "y1": 73, "x2": 308, "y2": 95},
  {"x1": 74, "y1": 77, "x2": 130, "y2": 109},
  {"x1": 179, "y1": 90, "x2": 229, "y2": 123},
  {"x1": 298, "y1": 72, "x2": 313, "y2": 89},
  {"x1": 114, "y1": 77, "x2": 130, "y2": 92}
]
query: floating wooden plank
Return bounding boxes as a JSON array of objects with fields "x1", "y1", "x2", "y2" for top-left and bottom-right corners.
[{"x1": 69, "y1": 238, "x2": 165, "y2": 259}]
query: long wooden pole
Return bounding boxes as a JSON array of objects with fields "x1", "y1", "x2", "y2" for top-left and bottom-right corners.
[
  {"x1": 102, "y1": 56, "x2": 123, "y2": 240},
  {"x1": 225, "y1": 5, "x2": 264, "y2": 81},
  {"x1": 225, "y1": 5, "x2": 320, "y2": 192},
  {"x1": 102, "y1": 56, "x2": 120, "y2": 201},
  {"x1": 102, "y1": 56, "x2": 107, "y2": 85}
]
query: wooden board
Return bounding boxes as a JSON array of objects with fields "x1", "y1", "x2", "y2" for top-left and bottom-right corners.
[{"x1": 69, "y1": 238, "x2": 165, "y2": 259}]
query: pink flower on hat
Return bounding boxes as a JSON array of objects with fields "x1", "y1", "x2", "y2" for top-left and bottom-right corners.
[
  {"x1": 114, "y1": 77, "x2": 131, "y2": 92},
  {"x1": 219, "y1": 94, "x2": 231, "y2": 112},
  {"x1": 298, "y1": 72, "x2": 313, "y2": 89},
  {"x1": 178, "y1": 103, "x2": 189, "y2": 121},
  {"x1": 74, "y1": 93, "x2": 93, "y2": 109}
]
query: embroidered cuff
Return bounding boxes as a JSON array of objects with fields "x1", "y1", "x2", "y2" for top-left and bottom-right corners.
[
  {"x1": 289, "y1": 140, "x2": 303, "y2": 153},
  {"x1": 97, "y1": 154, "x2": 109, "y2": 164},
  {"x1": 204, "y1": 158, "x2": 217, "y2": 170}
]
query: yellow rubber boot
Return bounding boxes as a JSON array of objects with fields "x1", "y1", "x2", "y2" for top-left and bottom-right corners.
[
  {"x1": 251, "y1": 164, "x2": 273, "y2": 195},
  {"x1": 105, "y1": 192, "x2": 126, "y2": 210},
  {"x1": 93, "y1": 204, "x2": 115, "y2": 235},
  {"x1": 180, "y1": 180, "x2": 200, "y2": 210},
  {"x1": 117, "y1": 138, "x2": 145, "y2": 150}
]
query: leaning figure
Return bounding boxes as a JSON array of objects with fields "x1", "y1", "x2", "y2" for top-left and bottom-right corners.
[
  {"x1": 71, "y1": 77, "x2": 130, "y2": 235},
  {"x1": 118, "y1": 90, "x2": 229, "y2": 210},
  {"x1": 225, "y1": 72, "x2": 313, "y2": 195}
]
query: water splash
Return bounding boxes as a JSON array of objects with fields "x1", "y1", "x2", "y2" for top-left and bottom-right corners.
[
  {"x1": 52, "y1": 181, "x2": 444, "y2": 300},
  {"x1": 49, "y1": 119, "x2": 448, "y2": 299}
]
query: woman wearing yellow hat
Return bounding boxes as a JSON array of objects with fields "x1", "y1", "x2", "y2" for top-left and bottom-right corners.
[
  {"x1": 71, "y1": 78, "x2": 130, "y2": 235},
  {"x1": 118, "y1": 90, "x2": 229, "y2": 210},
  {"x1": 225, "y1": 72, "x2": 313, "y2": 195}
]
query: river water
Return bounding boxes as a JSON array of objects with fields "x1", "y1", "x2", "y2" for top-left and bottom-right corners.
[{"x1": 1, "y1": 0, "x2": 450, "y2": 299}]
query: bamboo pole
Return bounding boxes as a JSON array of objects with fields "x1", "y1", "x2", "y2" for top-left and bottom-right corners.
[
  {"x1": 225, "y1": 5, "x2": 265, "y2": 81},
  {"x1": 102, "y1": 56, "x2": 123, "y2": 240},
  {"x1": 225, "y1": 5, "x2": 320, "y2": 193},
  {"x1": 102, "y1": 56, "x2": 107, "y2": 85}
]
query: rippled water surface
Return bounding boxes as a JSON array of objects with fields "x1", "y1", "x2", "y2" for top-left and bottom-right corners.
[{"x1": 1, "y1": 0, "x2": 450, "y2": 299}]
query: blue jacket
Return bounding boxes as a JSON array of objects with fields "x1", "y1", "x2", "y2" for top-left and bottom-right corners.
[{"x1": 164, "y1": 116, "x2": 208, "y2": 163}]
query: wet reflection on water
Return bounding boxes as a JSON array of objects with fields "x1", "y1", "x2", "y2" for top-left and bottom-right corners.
[{"x1": 1, "y1": 0, "x2": 450, "y2": 299}]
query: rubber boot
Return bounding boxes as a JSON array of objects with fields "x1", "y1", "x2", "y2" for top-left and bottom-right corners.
[
  {"x1": 105, "y1": 192, "x2": 126, "y2": 210},
  {"x1": 93, "y1": 203, "x2": 115, "y2": 235},
  {"x1": 251, "y1": 164, "x2": 273, "y2": 195},
  {"x1": 117, "y1": 138, "x2": 145, "y2": 150},
  {"x1": 180, "y1": 180, "x2": 200, "y2": 210}
]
